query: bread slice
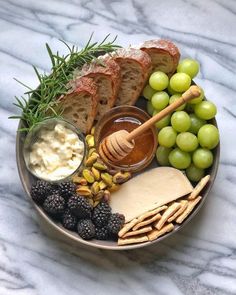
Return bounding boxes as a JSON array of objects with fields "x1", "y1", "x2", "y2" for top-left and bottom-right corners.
[
  {"x1": 140, "y1": 39, "x2": 180, "y2": 76},
  {"x1": 80, "y1": 57, "x2": 121, "y2": 121},
  {"x1": 113, "y1": 48, "x2": 152, "y2": 106},
  {"x1": 59, "y1": 77, "x2": 98, "y2": 134}
]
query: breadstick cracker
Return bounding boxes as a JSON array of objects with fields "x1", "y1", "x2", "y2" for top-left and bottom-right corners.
[
  {"x1": 118, "y1": 218, "x2": 138, "y2": 237},
  {"x1": 135, "y1": 205, "x2": 167, "y2": 223},
  {"x1": 123, "y1": 226, "x2": 152, "y2": 238},
  {"x1": 148, "y1": 223, "x2": 174, "y2": 241},
  {"x1": 155, "y1": 202, "x2": 181, "y2": 230},
  {"x1": 132, "y1": 213, "x2": 161, "y2": 231},
  {"x1": 167, "y1": 200, "x2": 188, "y2": 222},
  {"x1": 176, "y1": 196, "x2": 202, "y2": 223},
  {"x1": 118, "y1": 235, "x2": 148, "y2": 246},
  {"x1": 188, "y1": 175, "x2": 210, "y2": 200}
]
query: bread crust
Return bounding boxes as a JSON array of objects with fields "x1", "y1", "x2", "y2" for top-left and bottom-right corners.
[
  {"x1": 59, "y1": 76, "x2": 98, "y2": 134},
  {"x1": 81, "y1": 57, "x2": 121, "y2": 120},
  {"x1": 140, "y1": 39, "x2": 180, "y2": 76},
  {"x1": 113, "y1": 48, "x2": 152, "y2": 105}
]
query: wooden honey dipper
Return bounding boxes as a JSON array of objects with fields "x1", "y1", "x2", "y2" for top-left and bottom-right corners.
[{"x1": 99, "y1": 85, "x2": 201, "y2": 163}]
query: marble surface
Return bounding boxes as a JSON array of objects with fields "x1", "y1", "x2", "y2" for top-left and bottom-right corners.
[{"x1": 1, "y1": 0, "x2": 236, "y2": 294}]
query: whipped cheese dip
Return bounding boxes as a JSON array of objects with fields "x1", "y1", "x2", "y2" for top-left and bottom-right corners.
[{"x1": 29, "y1": 123, "x2": 84, "y2": 181}]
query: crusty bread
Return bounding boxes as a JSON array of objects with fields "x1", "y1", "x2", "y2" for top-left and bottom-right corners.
[
  {"x1": 59, "y1": 77, "x2": 98, "y2": 134},
  {"x1": 81, "y1": 57, "x2": 121, "y2": 121},
  {"x1": 140, "y1": 39, "x2": 180, "y2": 76},
  {"x1": 113, "y1": 48, "x2": 152, "y2": 106}
]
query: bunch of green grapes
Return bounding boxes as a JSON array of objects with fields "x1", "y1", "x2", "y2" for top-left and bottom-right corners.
[{"x1": 143, "y1": 59, "x2": 219, "y2": 182}]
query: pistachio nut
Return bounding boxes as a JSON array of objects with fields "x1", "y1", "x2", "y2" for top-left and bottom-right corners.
[
  {"x1": 94, "y1": 190, "x2": 105, "y2": 201},
  {"x1": 72, "y1": 175, "x2": 83, "y2": 184},
  {"x1": 91, "y1": 152, "x2": 100, "y2": 158},
  {"x1": 86, "y1": 135, "x2": 95, "y2": 148},
  {"x1": 101, "y1": 172, "x2": 113, "y2": 187},
  {"x1": 108, "y1": 183, "x2": 120, "y2": 192},
  {"x1": 99, "y1": 180, "x2": 107, "y2": 190},
  {"x1": 93, "y1": 161, "x2": 107, "y2": 171},
  {"x1": 72, "y1": 176, "x2": 87, "y2": 186},
  {"x1": 88, "y1": 147, "x2": 96, "y2": 157},
  {"x1": 91, "y1": 181, "x2": 100, "y2": 195},
  {"x1": 104, "y1": 190, "x2": 111, "y2": 202},
  {"x1": 85, "y1": 153, "x2": 98, "y2": 166},
  {"x1": 93, "y1": 200, "x2": 100, "y2": 207},
  {"x1": 113, "y1": 171, "x2": 131, "y2": 184},
  {"x1": 82, "y1": 169, "x2": 95, "y2": 183},
  {"x1": 76, "y1": 185, "x2": 92, "y2": 197},
  {"x1": 91, "y1": 167, "x2": 100, "y2": 181}
]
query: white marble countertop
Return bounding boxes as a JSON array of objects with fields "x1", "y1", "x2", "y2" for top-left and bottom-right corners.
[{"x1": 1, "y1": 0, "x2": 236, "y2": 294}]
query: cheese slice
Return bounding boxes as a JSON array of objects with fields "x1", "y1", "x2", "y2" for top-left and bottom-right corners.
[{"x1": 110, "y1": 167, "x2": 193, "y2": 222}]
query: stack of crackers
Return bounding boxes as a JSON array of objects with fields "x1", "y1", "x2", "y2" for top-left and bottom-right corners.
[{"x1": 118, "y1": 175, "x2": 210, "y2": 246}]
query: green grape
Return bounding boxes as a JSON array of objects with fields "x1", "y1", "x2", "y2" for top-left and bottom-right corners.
[
  {"x1": 188, "y1": 87, "x2": 204, "y2": 104},
  {"x1": 156, "y1": 146, "x2": 172, "y2": 166},
  {"x1": 171, "y1": 111, "x2": 191, "y2": 132},
  {"x1": 177, "y1": 58, "x2": 200, "y2": 78},
  {"x1": 176, "y1": 132, "x2": 199, "y2": 152},
  {"x1": 194, "y1": 101, "x2": 217, "y2": 120},
  {"x1": 169, "y1": 73, "x2": 191, "y2": 92},
  {"x1": 143, "y1": 85, "x2": 156, "y2": 100},
  {"x1": 186, "y1": 164, "x2": 205, "y2": 182},
  {"x1": 151, "y1": 91, "x2": 169, "y2": 110},
  {"x1": 158, "y1": 126, "x2": 177, "y2": 148},
  {"x1": 192, "y1": 148, "x2": 213, "y2": 169},
  {"x1": 149, "y1": 71, "x2": 169, "y2": 91},
  {"x1": 167, "y1": 83, "x2": 180, "y2": 95},
  {"x1": 188, "y1": 114, "x2": 206, "y2": 134},
  {"x1": 185, "y1": 103, "x2": 195, "y2": 113},
  {"x1": 198, "y1": 124, "x2": 219, "y2": 149},
  {"x1": 169, "y1": 148, "x2": 191, "y2": 169},
  {"x1": 169, "y1": 94, "x2": 186, "y2": 111},
  {"x1": 147, "y1": 101, "x2": 154, "y2": 115},
  {"x1": 153, "y1": 111, "x2": 171, "y2": 129}
]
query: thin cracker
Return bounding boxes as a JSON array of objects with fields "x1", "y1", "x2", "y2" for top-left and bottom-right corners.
[
  {"x1": 188, "y1": 175, "x2": 210, "y2": 200},
  {"x1": 136, "y1": 205, "x2": 168, "y2": 223},
  {"x1": 118, "y1": 235, "x2": 148, "y2": 246},
  {"x1": 148, "y1": 223, "x2": 174, "y2": 241},
  {"x1": 132, "y1": 213, "x2": 161, "y2": 231},
  {"x1": 176, "y1": 196, "x2": 202, "y2": 224},
  {"x1": 155, "y1": 202, "x2": 181, "y2": 230},
  {"x1": 123, "y1": 226, "x2": 152, "y2": 238},
  {"x1": 167, "y1": 200, "x2": 188, "y2": 222},
  {"x1": 119, "y1": 205, "x2": 167, "y2": 236},
  {"x1": 118, "y1": 218, "x2": 138, "y2": 237}
]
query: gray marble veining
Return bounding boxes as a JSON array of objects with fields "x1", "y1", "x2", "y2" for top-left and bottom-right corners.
[{"x1": 1, "y1": 0, "x2": 236, "y2": 294}]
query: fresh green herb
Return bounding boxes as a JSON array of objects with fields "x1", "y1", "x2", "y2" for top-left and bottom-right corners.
[{"x1": 10, "y1": 34, "x2": 121, "y2": 132}]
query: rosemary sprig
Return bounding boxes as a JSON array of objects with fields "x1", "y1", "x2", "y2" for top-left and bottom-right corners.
[{"x1": 9, "y1": 34, "x2": 121, "y2": 132}]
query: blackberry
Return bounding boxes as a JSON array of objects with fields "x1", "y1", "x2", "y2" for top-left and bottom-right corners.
[
  {"x1": 77, "y1": 219, "x2": 95, "y2": 240},
  {"x1": 108, "y1": 213, "x2": 125, "y2": 235},
  {"x1": 62, "y1": 209, "x2": 77, "y2": 231},
  {"x1": 92, "y1": 200, "x2": 111, "y2": 228},
  {"x1": 67, "y1": 195, "x2": 92, "y2": 219},
  {"x1": 95, "y1": 226, "x2": 109, "y2": 240},
  {"x1": 58, "y1": 181, "x2": 76, "y2": 200},
  {"x1": 43, "y1": 193, "x2": 65, "y2": 218},
  {"x1": 31, "y1": 180, "x2": 52, "y2": 205}
]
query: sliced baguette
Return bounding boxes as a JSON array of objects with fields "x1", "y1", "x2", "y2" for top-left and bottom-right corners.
[
  {"x1": 59, "y1": 77, "x2": 98, "y2": 134},
  {"x1": 140, "y1": 39, "x2": 180, "y2": 76},
  {"x1": 113, "y1": 48, "x2": 152, "y2": 106},
  {"x1": 81, "y1": 57, "x2": 121, "y2": 121}
]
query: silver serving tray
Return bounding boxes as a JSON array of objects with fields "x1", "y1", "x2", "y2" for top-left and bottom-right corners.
[{"x1": 16, "y1": 96, "x2": 220, "y2": 250}]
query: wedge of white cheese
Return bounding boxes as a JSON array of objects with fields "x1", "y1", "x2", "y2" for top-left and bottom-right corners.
[{"x1": 110, "y1": 167, "x2": 193, "y2": 222}]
